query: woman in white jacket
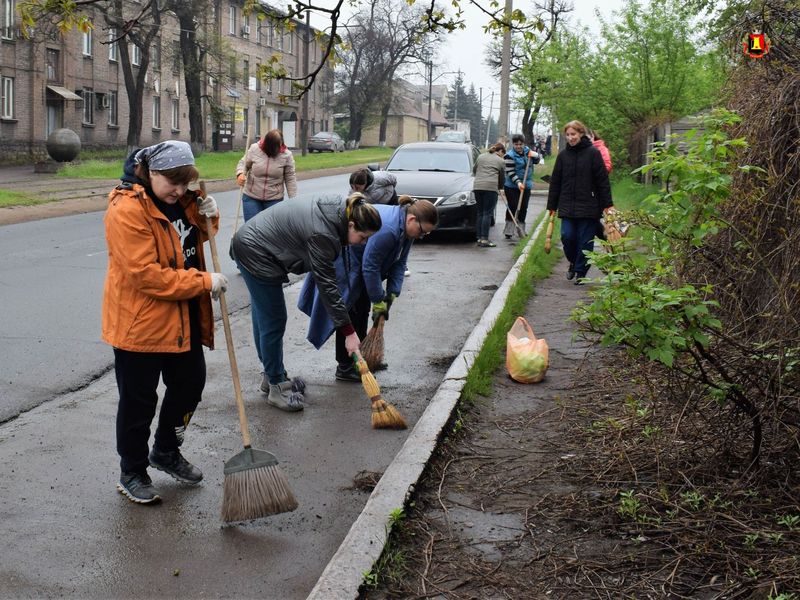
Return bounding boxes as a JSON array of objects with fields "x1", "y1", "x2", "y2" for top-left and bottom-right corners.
[{"x1": 236, "y1": 129, "x2": 298, "y2": 221}]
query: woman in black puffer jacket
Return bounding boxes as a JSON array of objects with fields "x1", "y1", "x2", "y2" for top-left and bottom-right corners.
[{"x1": 546, "y1": 120, "x2": 613, "y2": 284}]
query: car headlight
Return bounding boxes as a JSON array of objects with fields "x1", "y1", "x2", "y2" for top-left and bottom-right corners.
[{"x1": 439, "y1": 191, "x2": 476, "y2": 207}]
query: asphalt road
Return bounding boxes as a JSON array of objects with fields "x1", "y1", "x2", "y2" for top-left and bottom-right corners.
[
  {"x1": 0, "y1": 174, "x2": 349, "y2": 423},
  {"x1": 0, "y1": 181, "x2": 542, "y2": 598}
]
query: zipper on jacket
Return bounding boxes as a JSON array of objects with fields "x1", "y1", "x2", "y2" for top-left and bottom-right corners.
[{"x1": 165, "y1": 221, "x2": 186, "y2": 348}]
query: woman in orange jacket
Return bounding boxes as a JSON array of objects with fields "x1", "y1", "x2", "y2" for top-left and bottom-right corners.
[{"x1": 102, "y1": 141, "x2": 227, "y2": 505}]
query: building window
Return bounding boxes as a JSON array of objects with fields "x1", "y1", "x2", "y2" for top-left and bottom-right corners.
[
  {"x1": 1, "y1": 76, "x2": 13, "y2": 118},
  {"x1": 152, "y1": 96, "x2": 161, "y2": 129},
  {"x1": 266, "y1": 22, "x2": 273, "y2": 47},
  {"x1": 229, "y1": 56, "x2": 237, "y2": 85},
  {"x1": 151, "y1": 39, "x2": 161, "y2": 72},
  {"x1": 242, "y1": 14, "x2": 250, "y2": 37},
  {"x1": 276, "y1": 27, "x2": 283, "y2": 51},
  {"x1": 242, "y1": 107, "x2": 248, "y2": 136},
  {"x1": 46, "y1": 48, "x2": 60, "y2": 81},
  {"x1": 286, "y1": 31, "x2": 293, "y2": 54},
  {"x1": 243, "y1": 59, "x2": 250, "y2": 90},
  {"x1": 171, "y1": 98, "x2": 179, "y2": 130},
  {"x1": 82, "y1": 88, "x2": 94, "y2": 124},
  {"x1": 228, "y1": 5, "x2": 236, "y2": 35},
  {"x1": 255, "y1": 108, "x2": 261, "y2": 137},
  {"x1": 2, "y1": 0, "x2": 15, "y2": 40},
  {"x1": 108, "y1": 28, "x2": 118, "y2": 61},
  {"x1": 82, "y1": 27, "x2": 93, "y2": 57},
  {"x1": 130, "y1": 42, "x2": 141, "y2": 66},
  {"x1": 108, "y1": 90, "x2": 118, "y2": 126},
  {"x1": 255, "y1": 63, "x2": 261, "y2": 91}
]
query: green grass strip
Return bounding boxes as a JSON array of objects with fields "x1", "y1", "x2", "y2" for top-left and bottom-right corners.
[
  {"x1": 55, "y1": 147, "x2": 396, "y2": 180},
  {"x1": 0, "y1": 189, "x2": 46, "y2": 208},
  {"x1": 461, "y1": 212, "x2": 562, "y2": 402}
]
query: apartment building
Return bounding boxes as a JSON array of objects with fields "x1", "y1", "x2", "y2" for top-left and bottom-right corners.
[{"x1": 0, "y1": 0, "x2": 334, "y2": 162}]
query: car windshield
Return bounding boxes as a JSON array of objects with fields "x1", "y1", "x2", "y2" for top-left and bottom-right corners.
[
  {"x1": 437, "y1": 132, "x2": 465, "y2": 142},
  {"x1": 312, "y1": 133, "x2": 333, "y2": 139},
  {"x1": 386, "y1": 148, "x2": 471, "y2": 173}
]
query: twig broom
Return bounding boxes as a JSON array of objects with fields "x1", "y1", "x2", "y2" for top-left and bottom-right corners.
[
  {"x1": 360, "y1": 314, "x2": 386, "y2": 372},
  {"x1": 198, "y1": 182, "x2": 298, "y2": 522},
  {"x1": 351, "y1": 352, "x2": 407, "y2": 430}
]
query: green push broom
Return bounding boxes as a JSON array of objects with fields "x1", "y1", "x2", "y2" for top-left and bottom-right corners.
[{"x1": 198, "y1": 182, "x2": 298, "y2": 522}]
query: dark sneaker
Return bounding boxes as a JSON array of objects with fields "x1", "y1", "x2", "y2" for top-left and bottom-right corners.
[
  {"x1": 335, "y1": 364, "x2": 362, "y2": 383},
  {"x1": 566, "y1": 263, "x2": 576, "y2": 280},
  {"x1": 149, "y1": 448, "x2": 203, "y2": 484},
  {"x1": 117, "y1": 471, "x2": 161, "y2": 504}
]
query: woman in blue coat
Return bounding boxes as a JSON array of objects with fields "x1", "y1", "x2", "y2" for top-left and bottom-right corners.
[{"x1": 298, "y1": 196, "x2": 439, "y2": 380}]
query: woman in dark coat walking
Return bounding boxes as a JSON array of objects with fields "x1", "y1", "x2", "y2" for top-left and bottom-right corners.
[{"x1": 546, "y1": 120, "x2": 614, "y2": 284}]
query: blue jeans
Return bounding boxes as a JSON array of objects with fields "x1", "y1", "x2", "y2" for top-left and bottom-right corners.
[
  {"x1": 474, "y1": 190, "x2": 498, "y2": 240},
  {"x1": 242, "y1": 193, "x2": 283, "y2": 222},
  {"x1": 560, "y1": 217, "x2": 600, "y2": 276},
  {"x1": 236, "y1": 261, "x2": 288, "y2": 385}
]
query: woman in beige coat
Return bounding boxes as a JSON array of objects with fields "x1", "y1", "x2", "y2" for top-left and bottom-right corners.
[{"x1": 236, "y1": 129, "x2": 298, "y2": 221}]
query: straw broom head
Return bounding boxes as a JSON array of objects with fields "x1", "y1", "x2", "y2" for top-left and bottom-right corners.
[
  {"x1": 360, "y1": 316, "x2": 386, "y2": 371},
  {"x1": 221, "y1": 448, "x2": 298, "y2": 522},
  {"x1": 353, "y1": 356, "x2": 407, "y2": 430}
]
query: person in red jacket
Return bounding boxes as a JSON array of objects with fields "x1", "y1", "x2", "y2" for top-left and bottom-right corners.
[
  {"x1": 103, "y1": 141, "x2": 226, "y2": 505},
  {"x1": 587, "y1": 128, "x2": 613, "y2": 173}
]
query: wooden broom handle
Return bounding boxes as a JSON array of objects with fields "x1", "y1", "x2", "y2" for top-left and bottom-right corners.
[
  {"x1": 199, "y1": 182, "x2": 252, "y2": 448},
  {"x1": 544, "y1": 213, "x2": 555, "y2": 253}
]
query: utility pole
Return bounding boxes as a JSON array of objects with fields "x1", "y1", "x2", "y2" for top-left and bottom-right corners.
[
  {"x1": 498, "y1": 0, "x2": 512, "y2": 144},
  {"x1": 427, "y1": 58, "x2": 433, "y2": 141},
  {"x1": 485, "y1": 91, "x2": 494, "y2": 148},
  {"x1": 478, "y1": 87, "x2": 482, "y2": 148},
  {"x1": 300, "y1": 10, "x2": 310, "y2": 156}
]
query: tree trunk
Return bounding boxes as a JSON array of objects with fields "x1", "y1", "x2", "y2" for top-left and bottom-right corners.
[{"x1": 176, "y1": 11, "x2": 205, "y2": 153}]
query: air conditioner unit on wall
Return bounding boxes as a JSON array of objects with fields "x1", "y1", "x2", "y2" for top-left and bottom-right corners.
[
  {"x1": 258, "y1": 98, "x2": 266, "y2": 106},
  {"x1": 101, "y1": 95, "x2": 110, "y2": 109},
  {"x1": 241, "y1": 25, "x2": 250, "y2": 36}
]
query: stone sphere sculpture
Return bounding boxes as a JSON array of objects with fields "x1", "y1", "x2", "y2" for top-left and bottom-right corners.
[{"x1": 46, "y1": 128, "x2": 81, "y2": 163}]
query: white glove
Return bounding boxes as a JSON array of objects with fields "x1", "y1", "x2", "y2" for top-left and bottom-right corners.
[
  {"x1": 198, "y1": 194, "x2": 218, "y2": 217},
  {"x1": 210, "y1": 272, "x2": 228, "y2": 299}
]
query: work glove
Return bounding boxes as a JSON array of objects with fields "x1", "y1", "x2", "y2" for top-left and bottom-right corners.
[
  {"x1": 371, "y1": 300, "x2": 389, "y2": 324},
  {"x1": 385, "y1": 292, "x2": 397, "y2": 311},
  {"x1": 198, "y1": 194, "x2": 218, "y2": 218},
  {"x1": 517, "y1": 181, "x2": 525, "y2": 193},
  {"x1": 345, "y1": 333, "x2": 361, "y2": 357},
  {"x1": 236, "y1": 173, "x2": 246, "y2": 187},
  {"x1": 527, "y1": 149, "x2": 540, "y2": 160},
  {"x1": 210, "y1": 272, "x2": 229, "y2": 299}
]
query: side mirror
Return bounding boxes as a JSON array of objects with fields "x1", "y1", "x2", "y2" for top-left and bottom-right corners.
[{"x1": 367, "y1": 163, "x2": 380, "y2": 171}]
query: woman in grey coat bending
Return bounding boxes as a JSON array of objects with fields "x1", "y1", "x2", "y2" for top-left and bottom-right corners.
[{"x1": 230, "y1": 193, "x2": 382, "y2": 412}]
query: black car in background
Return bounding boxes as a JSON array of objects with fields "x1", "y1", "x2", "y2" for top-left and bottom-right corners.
[{"x1": 369, "y1": 142, "x2": 479, "y2": 233}]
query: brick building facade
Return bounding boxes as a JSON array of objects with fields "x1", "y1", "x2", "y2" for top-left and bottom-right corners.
[{"x1": 0, "y1": 0, "x2": 333, "y2": 162}]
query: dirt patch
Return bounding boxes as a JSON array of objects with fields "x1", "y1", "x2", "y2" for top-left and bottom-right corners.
[{"x1": 361, "y1": 260, "x2": 800, "y2": 599}]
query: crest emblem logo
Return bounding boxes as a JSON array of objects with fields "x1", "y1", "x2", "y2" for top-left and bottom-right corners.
[{"x1": 743, "y1": 32, "x2": 770, "y2": 58}]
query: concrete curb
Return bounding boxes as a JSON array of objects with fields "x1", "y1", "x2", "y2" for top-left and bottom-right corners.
[{"x1": 307, "y1": 213, "x2": 548, "y2": 600}]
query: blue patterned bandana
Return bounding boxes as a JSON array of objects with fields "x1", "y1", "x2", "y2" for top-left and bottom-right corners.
[{"x1": 135, "y1": 141, "x2": 195, "y2": 171}]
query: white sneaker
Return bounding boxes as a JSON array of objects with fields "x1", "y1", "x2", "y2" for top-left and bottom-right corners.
[{"x1": 404, "y1": 269, "x2": 411, "y2": 277}]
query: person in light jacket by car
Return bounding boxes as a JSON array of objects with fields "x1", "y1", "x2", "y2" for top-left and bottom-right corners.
[
  {"x1": 472, "y1": 142, "x2": 506, "y2": 247},
  {"x1": 230, "y1": 193, "x2": 382, "y2": 412},
  {"x1": 235, "y1": 129, "x2": 297, "y2": 222},
  {"x1": 349, "y1": 168, "x2": 399, "y2": 205}
]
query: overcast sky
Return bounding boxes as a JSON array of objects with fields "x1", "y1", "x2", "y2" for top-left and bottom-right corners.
[{"x1": 310, "y1": 0, "x2": 627, "y2": 127}]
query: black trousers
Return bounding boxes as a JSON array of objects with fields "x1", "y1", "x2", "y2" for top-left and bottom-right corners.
[
  {"x1": 335, "y1": 290, "x2": 370, "y2": 366},
  {"x1": 114, "y1": 343, "x2": 206, "y2": 474},
  {"x1": 503, "y1": 186, "x2": 532, "y2": 224}
]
